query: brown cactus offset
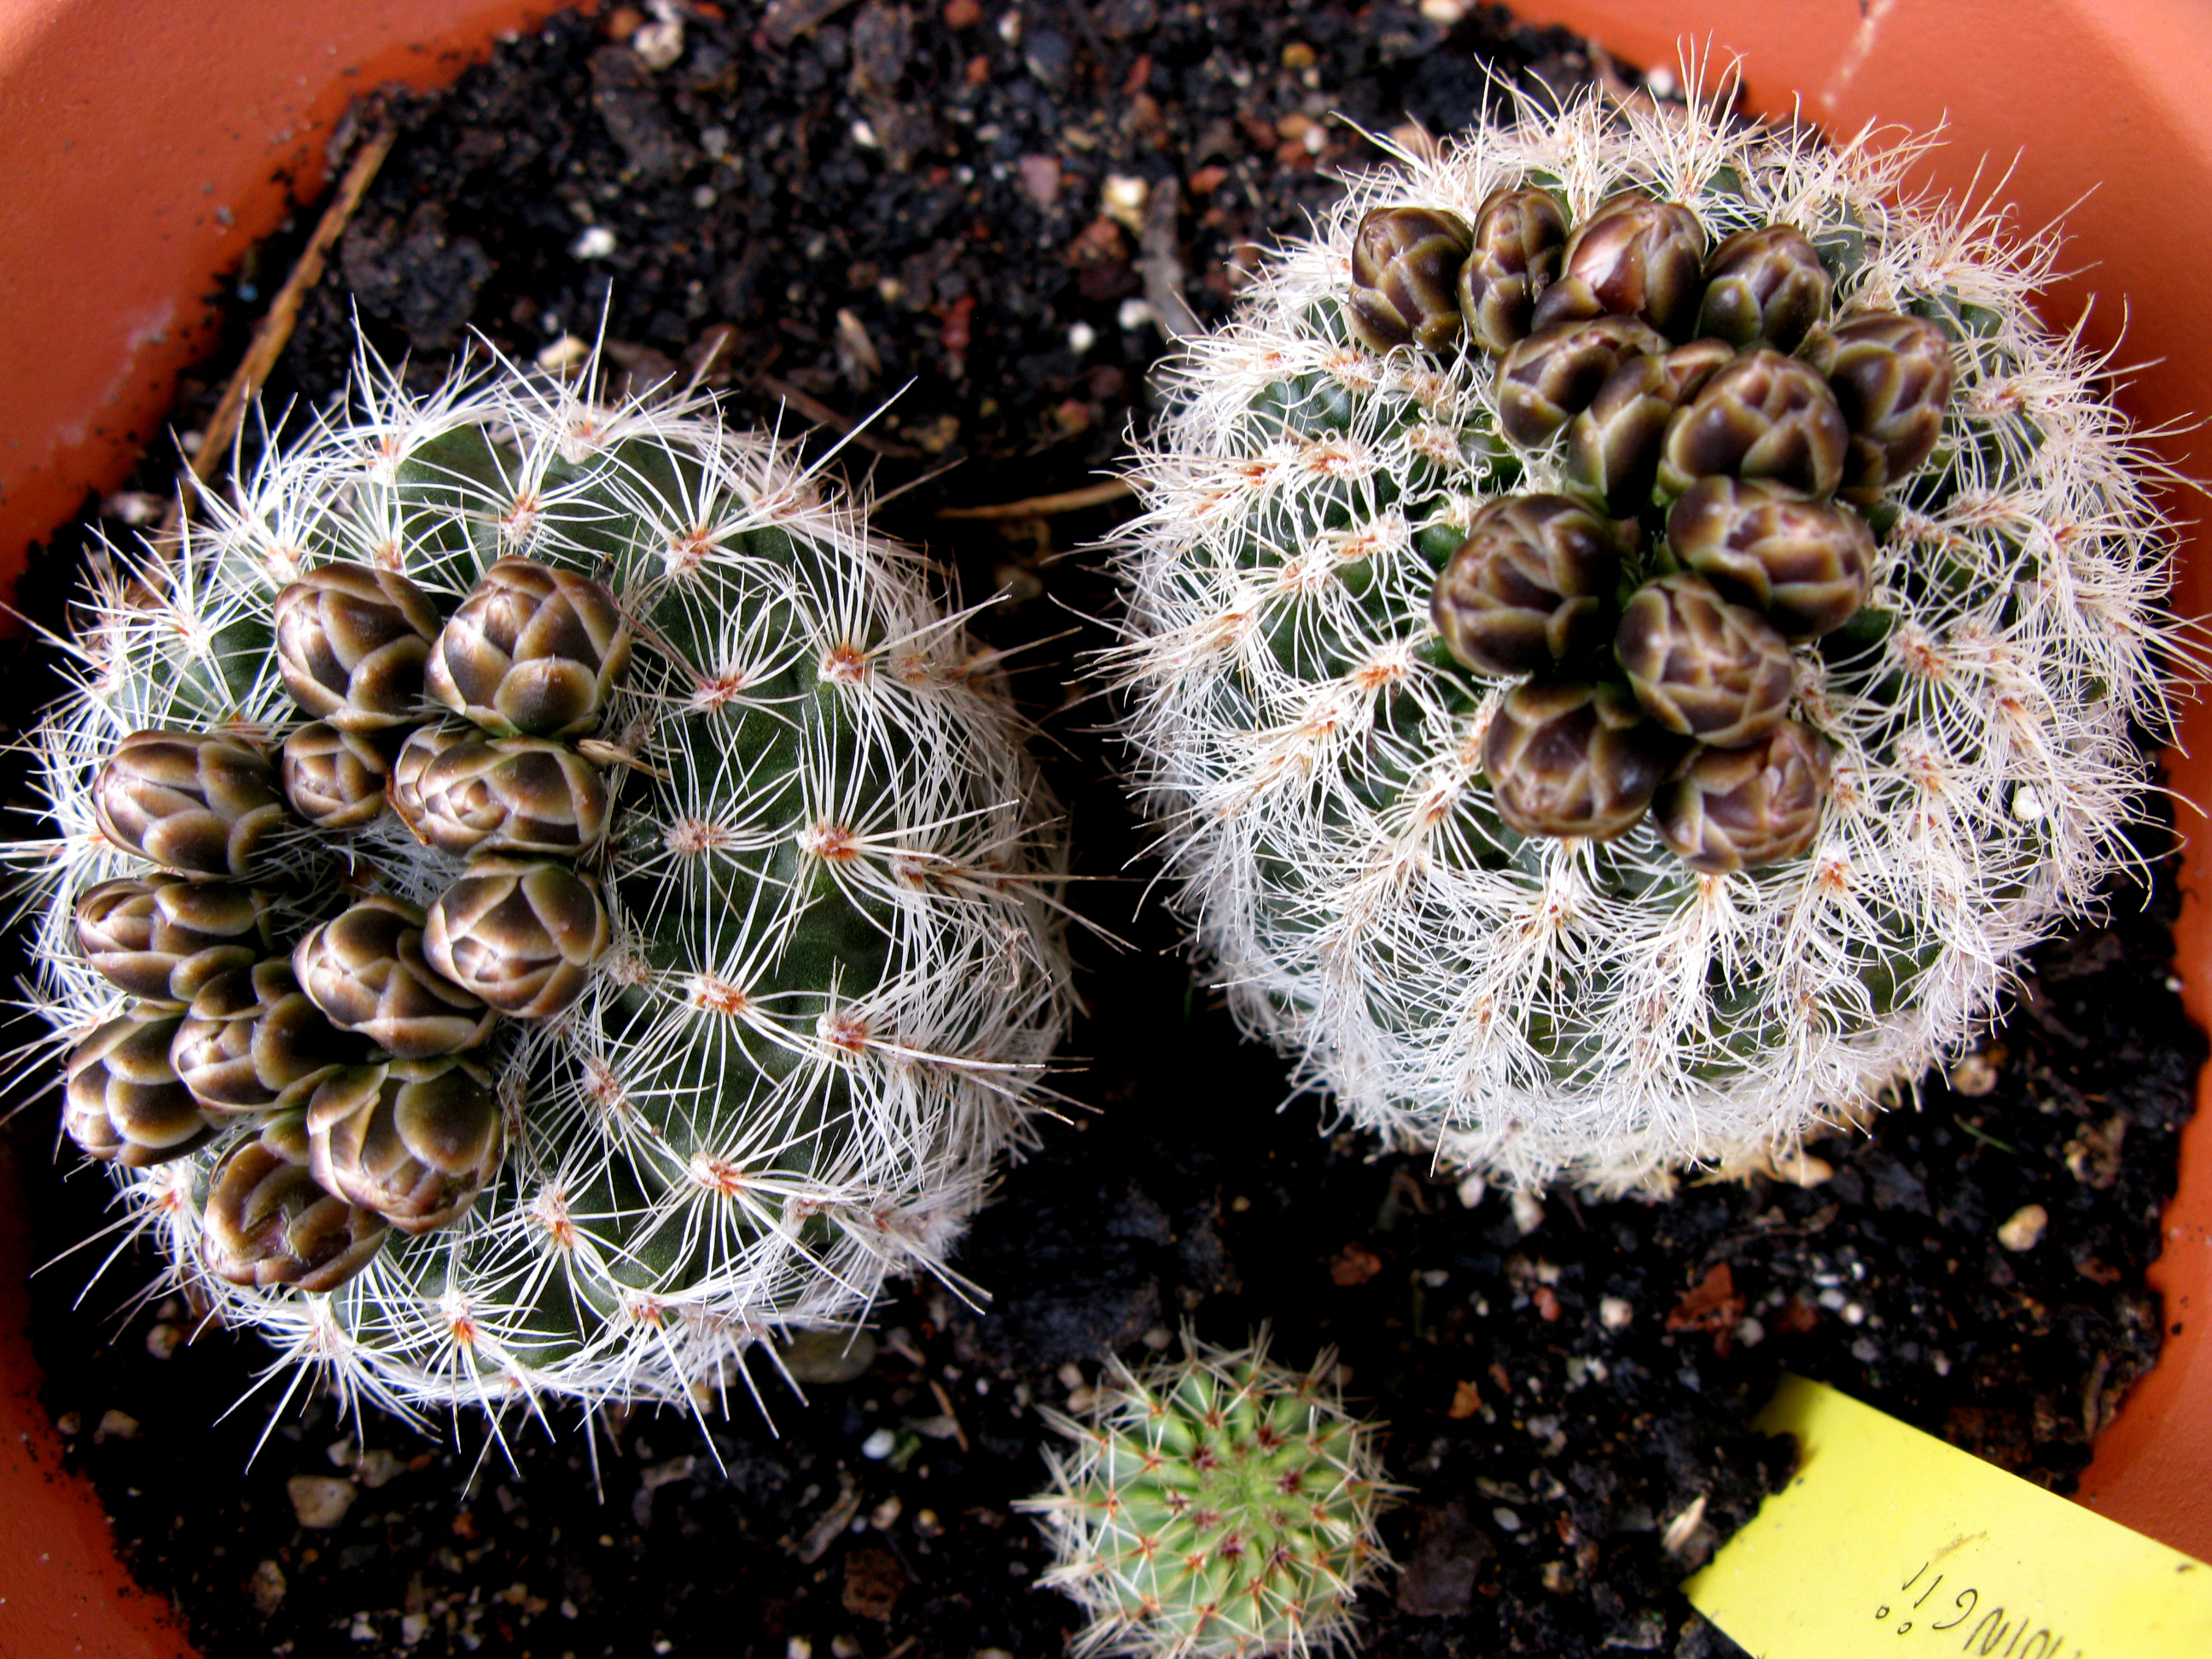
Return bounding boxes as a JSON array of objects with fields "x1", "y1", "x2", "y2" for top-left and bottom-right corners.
[
  {"x1": 1457, "y1": 184, "x2": 1569, "y2": 355},
  {"x1": 425, "y1": 556, "x2": 635, "y2": 739},
  {"x1": 1529, "y1": 190, "x2": 1706, "y2": 338},
  {"x1": 1695, "y1": 224, "x2": 1832, "y2": 351},
  {"x1": 63, "y1": 1007, "x2": 210, "y2": 1167},
  {"x1": 1346, "y1": 205, "x2": 1473, "y2": 354},
  {"x1": 306, "y1": 1057, "x2": 504, "y2": 1235},
  {"x1": 281, "y1": 721, "x2": 393, "y2": 830},
  {"x1": 1656, "y1": 346, "x2": 1851, "y2": 500},
  {"x1": 1804, "y1": 312, "x2": 1958, "y2": 499},
  {"x1": 1430, "y1": 493, "x2": 1621, "y2": 676},
  {"x1": 1495, "y1": 313, "x2": 1670, "y2": 447},
  {"x1": 73, "y1": 876, "x2": 274, "y2": 1004},
  {"x1": 1667, "y1": 476, "x2": 1874, "y2": 639},
  {"x1": 1482, "y1": 678, "x2": 1681, "y2": 840},
  {"x1": 1615, "y1": 573, "x2": 1796, "y2": 748},
  {"x1": 1656, "y1": 722, "x2": 1835, "y2": 874},
  {"x1": 1563, "y1": 339, "x2": 1733, "y2": 514},
  {"x1": 423, "y1": 855, "x2": 610, "y2": 1018},
  {"x1": 94, "y1": 731, "x2": 289, "y2": 876},
  {"x1": 293, "y1": 896, "x2": 496, "y2": 1058},
  {"x1": 272, "y1": 563, "x2": 443, "y2": 731},
  {"x1": 201, "y1": 1114, "x2": 391, "y2": 1291},
  {"x1": 170, "y1": 958, "x2": 374, "y2": 1116},
  {"x1": 400, "y1": 733, "x2": 611, "y2": 859}
]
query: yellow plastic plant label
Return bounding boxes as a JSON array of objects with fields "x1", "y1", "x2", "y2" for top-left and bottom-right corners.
[{"x1": 1682, "y1": 1374, "x2": 2212, "y2": 1658}]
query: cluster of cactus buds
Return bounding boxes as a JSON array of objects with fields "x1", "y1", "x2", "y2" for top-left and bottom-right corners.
[
  {"x1": 1115, "y1": 73, "x2": 2181, "y2": 1189},
  {"x1": 25, "y1": 340, "x2": 1072, "y2": 1411},
  {"x1": 1388, "y1": 179, "x2": 1955, "y2": 874},
  {"x1": 1024, "y1": 1333, "x2": 1390, "y2": 1659},
  {"x1": 61, "y1": 551, "x2": 632, "y2": 1295}
]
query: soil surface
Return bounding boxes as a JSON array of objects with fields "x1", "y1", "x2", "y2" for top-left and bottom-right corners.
[{"x1": 3, "y1": 4, "x2": 2201, "y2": 1657}]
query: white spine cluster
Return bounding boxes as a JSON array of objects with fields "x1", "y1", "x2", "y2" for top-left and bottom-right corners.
[
  {"x1": 1112, "y1": 76, "x2": 2184, "y2": 1192},
  {"x1": 16, "y1": 345, "x2": 1074, "y2": 1417}
]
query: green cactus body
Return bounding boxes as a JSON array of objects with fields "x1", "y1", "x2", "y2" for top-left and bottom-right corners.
[
  {"x1": 1025, "y1": 1336, "x2": 1389, "y2": 1659},
  {"x1": 1113, "y1": 73, "x2": 2181, "y2": 1190},
  {"x1": 20, "y1": 351, "x2": 1073, "y2": 1412}
]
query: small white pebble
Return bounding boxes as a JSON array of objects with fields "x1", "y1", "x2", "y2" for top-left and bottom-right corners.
[
  {"x1": 1140, "y1": 1325, "x2": 1173, "y2": 1351},
  {"x1": 632, "y1": 11, "x2": 684, "y2": 72},
  {"x1": 1067, "y1": 320, "x2": 1097, "y2": 353},
  {"x1": 1057, "y1": 1362, "x2": 1086, "y2": 1392},
  {"x1": 788, "y1": 1639, "x2": 814, "y2": 1659},
  {"x1": 1599, "y1": 1296, "x2": 1634, "y2": 1330},
  {"x1": 699, "y1": 125, "x2": 730, "y2": 159},
  {"x1": 1117, "y1": 297, "x2": 1155, "y2": 332},
  {"x1": 1511, "y1": 1190, "x2": 1545, "y2": 1237},
  {"x1": 1661, "y1": 1494, "x2": 1709, "y2": 1561},
  {"x1": 144, "y1": 1322, "x2": 180, "y2": 1360},
  {"x1": 1770, "y1": 1150, "x2": 1834, "y2": 1188},
  {"x1": 1418, "y1": 0, "x2": 1471, "y2": 21},
  {"x1": 1817, "y1": 1286, "x2": 1848, "y2": 1311},
  {"x1": 691, "y1": 184, "x2": 718, "y2": 210},
  {"x1": 1931, "y1": 1351, "x2": 1953, "y2": 1377},
  {"x1": 870, "y1": 1494, "x2": 903, "y2": 1530},
  {"x1": 1101, "y1": 174, "x2": 1150, "y2": 230},
  {"x1": 995, "y1": 9, "x2": 1021, "y2": 42},
  {"x1": 1949, "y1": 1051, "x2": 2000, "y2": 1097},
  {"x1": 1420, "y1": 1268, "x2": 1451, "y2": 1289},
  {"x1": 94, "y1": 1409, "x2": 139, "y2": 1443},
  {"x1": 859, "y1": 1427, "x2": 898, "y2": 1460},
  {"x1": 286, "y1": 1475, "x2": 358, "y2": 1529},
  {"x1": 1734, "y1": 1317, "x2": 1766, "y2": 1348},
  {"x1": 1840, "y1": 1302, "x2": 1866, "y2": 1326},
  {"x1": 537, "y1": 335, "x2": 591, "y2": 374},
  {"x1": 1998, "y1": 1202, "x2": 2050, "y2": 1252},
  {"x1": 1646, "y1": 66, "x2": 1679, "y2": 97},
  {"x1": 850, "y1": 119, "x2": 881, "y2": 149},
  {"x1": 570, "y1": 226, "x2": 617, "y2": 261},
  {"x1": 1492, "y1": 1506, "x2": 1522, "y2": 1532},
  {"x1": 2011, "y1": 783, "x2": 2045, "y2": 823},
  {"x1": 1456, "y1": 1172, "x2": 1488, "y2": 1209}
]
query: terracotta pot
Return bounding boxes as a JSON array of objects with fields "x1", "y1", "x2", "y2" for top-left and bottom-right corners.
[{"x1": 1, "y1": 2, "x2": 2208, "y2": 1653}]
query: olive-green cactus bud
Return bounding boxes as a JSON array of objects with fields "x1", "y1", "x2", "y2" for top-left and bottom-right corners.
[
  {"x1": 1345, "y1": 205, "x2": 1474, "y2": 354},
  {"x1": 293, "y1": 896, "x2": 495, "y2": 1059},
  {"x1": 201, "y1": 1114, "x2": 389, "y2": 1291},
  {"x1": 1483, "y1": 678, "x2": 1681, "y2": 841},
  {"x1": 171, "y1": 959, "x2": 373, "y2": 1116},
  {"x1": 1802, "y1": 313, "x2": 1956, "y2": 499},
  {"x1": 1656, "y1": 346, "x2": 1850, "y2": 501},
  {"x1": 396, "y1": 734, "x2": 611, "y2": 859},
  {"x1": 273, "y1": 563, "x2": 443, "y2": 731},
  {"x1": 1563, "y1": 338, "x2": 1734, "y2": 514},
  {"x1": 1615, "y1": 573, "x2": 1796, "y2": 748},
  {"x1": 425, "y1": 556, "x2": 635, "y2": 738},
  {"x1": 306, "y1": 1056, "x2": 504, "y2": 1234},
  {"x1": 1656, "y1": 720, "x2": 1833, "y2": 874},
  {"x1": 1666, "y1": 476, "x2": 1875, "y2": 639},
  {"x1": 1695, "y1": 224, "x2": 1831, "y2": 351},
  {"x1": 74, "y1": 876, "x2": 274, "y2": 1004},
  {"x1": 1496, "y1": 314, "x2": 1668, "y2": 448},
  {"x1": 63, "y1": 1006, "x2": 211, "y2": 1167},
  {"x1": 1529, "y1": 192, "x2": 1706, "y2": 339},
  {"x1": 1430, "y1": 493, "x2": 1621, "y2": 676},
  {"x1": 1458, "y1": 186, "x2": 1569, "y2": 355},
  {"x1": 423, "y1": 857, "x2": 609, "y2": 1019},
  {"x1": 280, "y1": 721, "x2": 391, "y2": 831},
  {"x1": 94, "y1": 731, "x2": 289, "y2": 876}
]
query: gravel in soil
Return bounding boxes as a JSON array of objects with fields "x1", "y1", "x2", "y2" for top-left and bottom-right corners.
[{"x1": 3, "y1": 4, "x2": 2200, "y2": 1657}]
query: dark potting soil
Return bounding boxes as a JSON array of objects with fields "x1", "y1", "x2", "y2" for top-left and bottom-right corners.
[{"x1": 2, "y1": 3, "x2": 2200, "y2": 1656}]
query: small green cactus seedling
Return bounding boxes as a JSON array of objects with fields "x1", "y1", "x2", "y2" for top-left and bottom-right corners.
[
  {"x1": 1111, "y1": 65, "x2": 2188, "y2": 1191},
  {"x1": 17, "y1": 338, "x2": 1074, "y2": 1415},
  {"x1": 1024, "y1": 1334, "x2": 1390, "y2": 1659}
]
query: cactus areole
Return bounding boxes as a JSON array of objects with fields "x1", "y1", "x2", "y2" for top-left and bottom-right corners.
[
  {"x1": 1024, "y1": 1334, "x2": 1391, "y2": 1659},
  {"x1": 1111, "y1": 74, "x2": 2185, "y2": 1190},
  {"x1": 19, "y1": 344, "x2": 1074, "y2": 1413}
]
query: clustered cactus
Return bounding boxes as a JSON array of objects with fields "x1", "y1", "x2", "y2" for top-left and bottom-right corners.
[
  {"x1": 1113, "y1": 77, "x2": 2183, "y2": 1190},
  {"x1": 1024, "y1": 1334, "x2": 1390, "y2": 1659},
  {"x1": 20, "y1": 345, "x2": 1074, "y2": 1412}
]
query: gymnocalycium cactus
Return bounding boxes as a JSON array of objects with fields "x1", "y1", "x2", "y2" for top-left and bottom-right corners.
[
  {"x1": 19, "y1": 340, "x2": 1074, "y2": 1415},
  {"x1": 1023, "y1": 1333, "x2": 1390, "y2": 1659},
  {"x1": 1112, "y1": 68, "x2": 2186, "y2": 1192}
]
